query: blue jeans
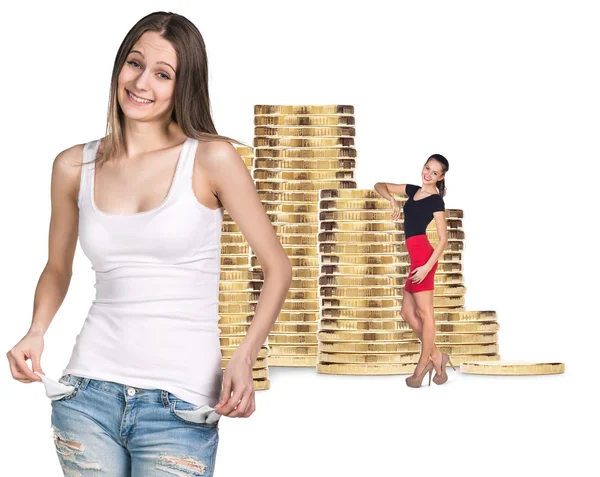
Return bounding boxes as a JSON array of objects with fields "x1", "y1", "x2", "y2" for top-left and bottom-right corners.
[{"x1": 46, "y1": 374, "x2": 220, "y2": 476}]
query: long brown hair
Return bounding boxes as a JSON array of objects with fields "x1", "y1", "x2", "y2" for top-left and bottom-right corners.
[
  {"x1": 91, "y1": 11, "x2": 247, "y2": 167},
  {"x1": 427, "y1": 154, "x2": 449, "y2": 198}
]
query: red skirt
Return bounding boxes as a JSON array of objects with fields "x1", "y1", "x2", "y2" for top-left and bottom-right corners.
[{"x1": 404, "y1": 234, "x2": 438, "y2": 293}]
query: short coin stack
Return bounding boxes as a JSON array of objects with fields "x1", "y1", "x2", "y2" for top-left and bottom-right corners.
[
  {"x1": 219, "y1": 145, "x2": 270, "y2": 390},
  {"x1": 251, "y1": 105, "x2": 358, "y2": 366},
  {"x1": 316, "y1": 189, "x2": 500, "y2": 375}
]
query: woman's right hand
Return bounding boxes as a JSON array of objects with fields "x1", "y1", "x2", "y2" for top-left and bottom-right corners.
[
  {"x1": 6, "y1": 331, "x2": 45, "y2": 383},
  {"x1": 390, "y1": 197, "x2": 400, "y2": 221}
]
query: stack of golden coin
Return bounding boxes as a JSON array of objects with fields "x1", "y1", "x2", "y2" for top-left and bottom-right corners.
[
  {"x1": 218, "y1": 145, "x2": 270, "y2": 390},
  {"x1": 251, "y1": 105, "x2": 358, "y2": 366},
  {"x1": 317, "y1": 189, "x2": 500, "y2": 375}
]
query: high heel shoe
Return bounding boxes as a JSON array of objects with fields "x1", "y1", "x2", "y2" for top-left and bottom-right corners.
[
  {"x1": 432, "y1": 353, "x2": 456, "y2": 385},
  {"x1": 405, "y1": 360, "x2": 434, "y2": 388}
]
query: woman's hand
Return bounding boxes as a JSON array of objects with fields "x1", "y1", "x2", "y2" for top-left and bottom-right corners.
[
  {"x1": 409, "y1": 265, "x2": 431, "y2": 284},
  {"x1": 6, "y1": 331, "x2": 45, "y2": 383},
  {"x1": 214, "y1": 354, "x2": 256, "y2": 418},
  {"x1": 390, "y1": 198, "x2": 400, "y2": 221}
]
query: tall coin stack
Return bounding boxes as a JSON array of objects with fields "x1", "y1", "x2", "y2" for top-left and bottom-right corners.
[
  {"x1": 316, "y1": 189, "x2": 500, "y2": 375},
  {"x1": 219, "y1": 145, "x2": 270, "y2": 390},
  {"x1": 251, "y1": 105, "x2": 358, "y2": 366}
]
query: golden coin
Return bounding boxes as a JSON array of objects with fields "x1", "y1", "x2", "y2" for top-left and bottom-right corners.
[
  {"x1": 319, "y1": 253, "x2": 462, "y2": 267},
  {"x1": 265, "y1": 213, "x2": 318, "y2": 224},
  {"x1": 460, "y1": 360, "x2": 565, "y2": 375},
  {"x1": 267, "y1": 345, "x2": 318, "y2": 355},
  {"x1": 234, "y1": 145, "x2": 254, "y2": 156},
  {"x1": 272, "y1": 234, "x2": 317, "y2": 246},
  {"x1": 318, "y1": 330, "x2": 414, "y2": 342},
  {"x1": 254, "y1": 105, "x2": 355, "y2": 115},
  {"x1": 433, "y1": 310, "x2": 497, "y2": 321},
  {"x1": 219, "y1": 323, "x2": 251, "y2": 335},
  {"x1": 254, "y1": 115, "x2": 355, "y2": 126},
  {"x1": 218, "y1": 314, "x2": 255, "y2": 325},
  {"x1": 220, "y1": 292, "x2": 263, "y2": 303},
  {"x1": 220, "y1": 346, "x2": 269, "y2": 358},
  {"x1": 255, "y1": 126, "x2": 356, "y2": 137},
  {"x1": 268, "y1": 334, "x2": 318, "y2": 344},
  {"x1": 221, "y1": 223, "x2": 243, "y2": 233},
  {"x1": 446, "y1": 354, "x2": 500, "y2": 365},
  {"x1": 320, "y1": 263, "x2": 463, "y2": 276},
  {"x1": 220, "y1": 257, "x2": 251, "y2": 268},
  {"x1": 438, "y1": 343, "x2": 499, "y2": 354},
  {"x1": 220, "y1": 336, "x2": 268, "y2": 347},
  {"x1": 318, "y1": 319, "x2": 496, "y2": 332},
  {"x1": 262, "y1": 202, "x2": 320, "y2": 213},
  {"x1": 220, "y1": 234, "x2": 247, "y2": 244},
  {"x1": 268, "y1": 256, "x2": 318, "y2": 268},
  {"x1": 256, "y1": 148, "x2": 357, "y2": 158},
  {"x1": 319, "y1": 209, "x2": 464, "y2": 222},
  {"x1": 255, "y1": 158, "x2": 357, "y2": 169},
  {"x1": 220, "y1": 244, "x2": 250, "y2": 254},
  {"x1": 318, "y1": 242, "x2": 464, "y2": 254},
  {"x1": 318, "y1": 341, "x2": 422, "y2": 353},
  {"x1": 219, "y1": 281, "x2": 262, "y2": 292},
  {"x1": 272, "y1": 223, "x2": 319, "y2": 234},
  {"x1": 221, "y1": 357, "x2": 267, "y2": 369},
  {"x1": 276, "y1": 311, "x2": 320, "y2": 322},
  {"x1": 268, "y1": 355, "x2": 318, "y2": 366},
  {"x1": 318, "y1": 352, "x2": 420, "y2": 364},
  {"x1": 435, "y1": 333, "x2": 498, "y2": 344},
  {"x1": 316, "y1": 362, "x2": 416, "y2": 375},
  {"x1": 255, "y1": 180, "x2": 357, "y2": 191},
  {"x1": 253, "y1": 379, "x2": 270, "y2": 391},
  {"x1": 258, "y1": 190, "x2": 321, "y2": 202},
  {"x1": 276, "y1": 300, "x2": 320, "y2": 313},
  {"x1": 219, "y1": 303, "x2": 254, "y2": 313},
  {"x1": 254, "y1": 137, "x2": 355, "y2": 148},
  {"x1": 319, "y1": 198, "x2": 406, "y2": 210},
  {"x1": 219, "y1": 269, "x2": 264, "y2": 281},
  {"x1": 318, "y1": 220, "x2": 463, "y2": 232},
  {"x1": 271, "y1": 322, "x2": 319, "y2": 333},
  {"x1": 318, "y1": 230, "x2": 465, "y2": 243},
  {"x1": 320, "y1": 297, "x2": 465, "y2": 309},
  {"x1": 317, "y1": 331, "x2": 498, "y2": 345},
  {"x1": 254, "y1": 169, "x2": 355, "y2": 181}
]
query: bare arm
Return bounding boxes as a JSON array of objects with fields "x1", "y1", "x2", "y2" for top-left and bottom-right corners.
[
  {"x1": 203, "y1": 142, "x2": 293, "y2": 366},
  {"x1": 374, "y1": 182, "x2": 407, "y2": 201},
  {"x1": 28, "y1": 145, "x2": 83, "y2": 336},
  {"x1": 7, "y1": 144, "x2": 83, "y2": 383}
]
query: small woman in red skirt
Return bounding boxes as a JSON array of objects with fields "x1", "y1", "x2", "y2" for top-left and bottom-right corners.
[{"x1": 374, "y1": 154, "x2": 452, "y2": 388}]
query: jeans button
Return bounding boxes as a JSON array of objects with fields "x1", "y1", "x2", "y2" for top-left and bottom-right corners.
[{"x1": 127, "y1": 387, "x2": 136, "y2": 396}]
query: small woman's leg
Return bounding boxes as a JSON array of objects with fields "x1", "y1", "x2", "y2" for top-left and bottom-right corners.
[
  {"x1": 412, "y1": 290, "x2": 441, "y2": 375},
  {"x1": 400, "y1": 289, "x2": 423, "y2": 338}
]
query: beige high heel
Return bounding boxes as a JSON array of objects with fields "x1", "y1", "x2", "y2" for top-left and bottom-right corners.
[
  {"x1": 405, "y1": 360, "x2": 434, "y2": 388},
  {"x1": 432, "y1": 353, "x2": 456, "y2": 385}
]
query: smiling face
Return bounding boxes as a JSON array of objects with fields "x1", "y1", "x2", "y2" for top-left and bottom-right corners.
[
  {"x1": 117, "y1": 31, "x2": 178, "y2": 121},
  {"x1": 422, "y1": 159, "x2": 445, "y2": 186}
]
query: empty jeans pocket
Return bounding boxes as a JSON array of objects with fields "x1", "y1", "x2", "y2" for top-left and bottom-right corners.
[
  {"x1": 36, "y1": 372, "x2": 78, "y2": 402},
  {"x1": 170, "y1": 398, "x2": 221, "y2": 426}
]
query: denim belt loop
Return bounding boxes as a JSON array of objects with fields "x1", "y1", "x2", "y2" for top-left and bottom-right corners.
[
  {"x1": 161, "y1": 390, "x2": 170, "y2": 408},
  {"x1": 77, "y1": 377, "x2": 91, "y2": 391}
]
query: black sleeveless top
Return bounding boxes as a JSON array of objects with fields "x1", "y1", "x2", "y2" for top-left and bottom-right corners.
[{"x1": 403, "y1": 184, "x2": 445, "y2": 239}]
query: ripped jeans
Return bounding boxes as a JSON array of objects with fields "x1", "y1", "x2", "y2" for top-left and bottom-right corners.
[{"x1": 40, "y1": 373, "x2": 220, "y2": 476}]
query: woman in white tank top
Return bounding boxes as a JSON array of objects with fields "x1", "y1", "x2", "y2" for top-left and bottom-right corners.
[{"x1": 6, "y1": 11, "x2": 292, "y2": 477}]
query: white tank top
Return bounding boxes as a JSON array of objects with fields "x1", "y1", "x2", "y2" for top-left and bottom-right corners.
[{"x1": 62, "y1": 137, "x2": 224, "y2": 408}]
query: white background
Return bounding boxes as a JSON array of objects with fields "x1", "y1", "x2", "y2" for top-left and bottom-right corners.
[{"x1": 1, "y1": 1, "x2": 597, "y2": 476}]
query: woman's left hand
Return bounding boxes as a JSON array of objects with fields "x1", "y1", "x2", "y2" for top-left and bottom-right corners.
[
  {"x1": 214, "y1": 355, "x2": 256, "y2": 418},
  {"x1": 409, "y1": 265, "x2": 430, "y2": 284}
]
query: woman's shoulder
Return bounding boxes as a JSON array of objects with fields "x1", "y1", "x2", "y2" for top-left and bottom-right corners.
[{"x1": 194, "y1": 139, "x2": 244, "y2": 169}]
